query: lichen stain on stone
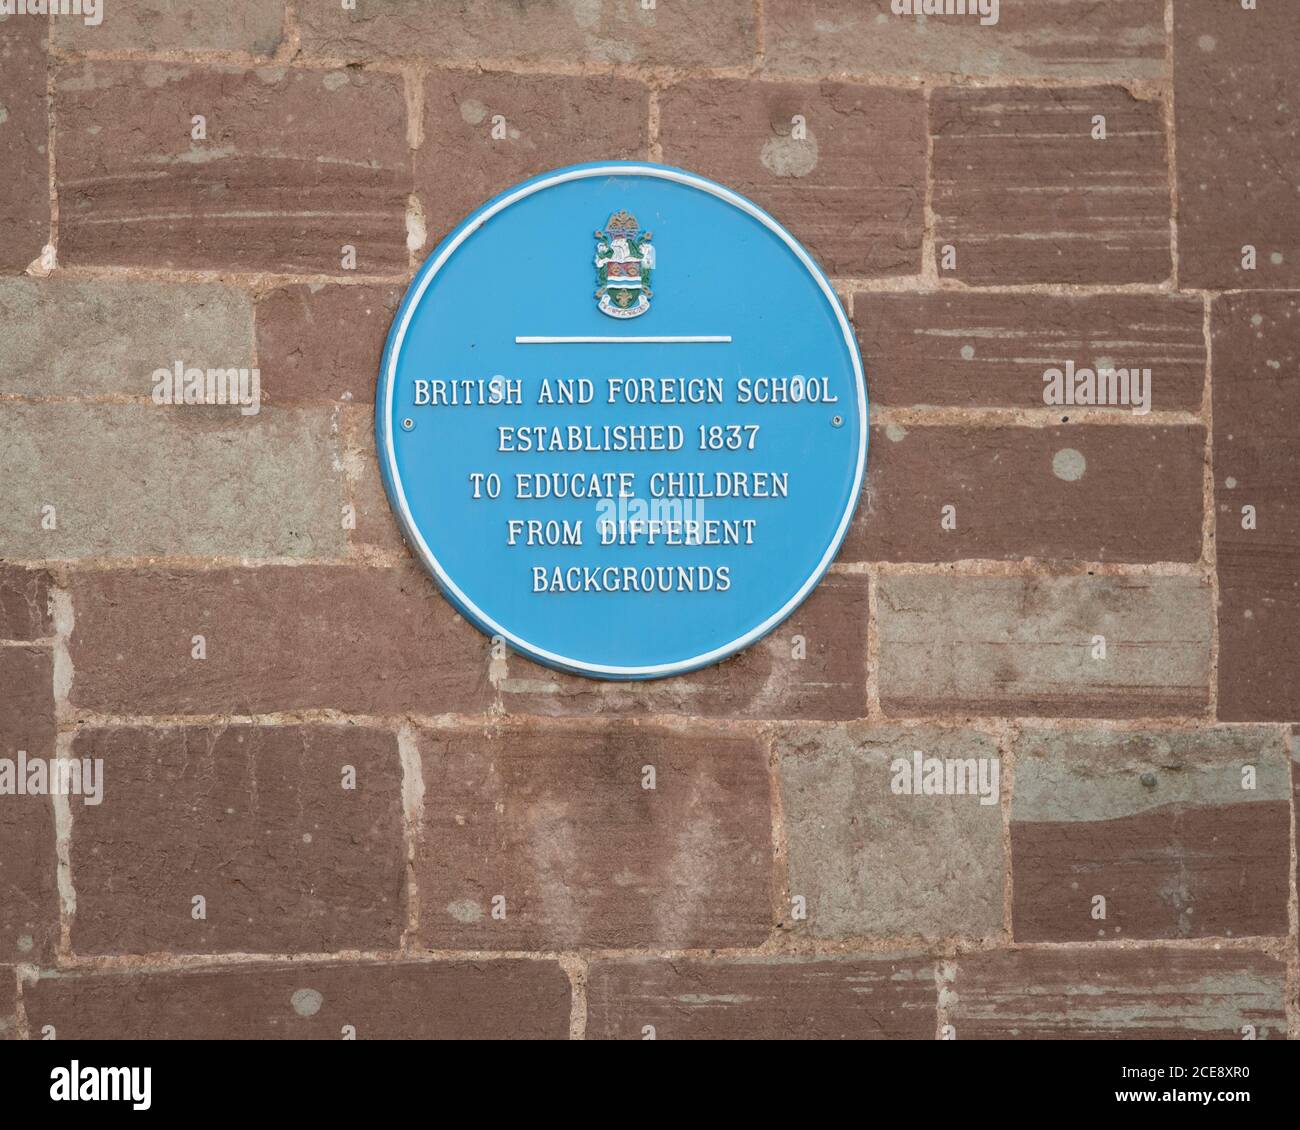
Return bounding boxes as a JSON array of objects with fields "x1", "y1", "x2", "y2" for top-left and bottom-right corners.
[
  {"x1": 761, "y1": 133, "x2": 819, "y2": 178},
  {"x1": 290, "y1": 988, "x2": 323, "y2": 1017},
  {"x1": 445, "y1": 898, "x2": 484, "y2": 924}
]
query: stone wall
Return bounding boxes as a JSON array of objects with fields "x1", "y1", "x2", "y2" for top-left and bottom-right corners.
[{"x1": 0, "y1": 0, "x2": 1296, "y2": 1040}]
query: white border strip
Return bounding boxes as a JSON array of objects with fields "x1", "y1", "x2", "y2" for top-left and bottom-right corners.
[
  {"x1": 381, "y1": 164, "x2": 868, "y2": 679},
  {"x1": 516, "y1": 335, "x2": 732, "y2": 344}
]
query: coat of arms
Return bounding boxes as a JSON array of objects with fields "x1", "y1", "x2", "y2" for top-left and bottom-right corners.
[{"x1": 595, "y1": 210, "x2": 654, "y2": 319}]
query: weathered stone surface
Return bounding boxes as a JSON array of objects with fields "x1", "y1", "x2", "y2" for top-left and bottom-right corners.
[
  {"x1": 55, "y1": 62, "x2": 410, "y2": 274},
  {"x1": 341, "y1": 406, "x2": 409, "y2": 554},
  {"x1": 0, "y1": 968, "x2": 15, "y2": 1040},
  {"x1": 53, "y1": 0, "x2": 286, "y2": 55},
  {"x1": 0, "y1": 567, "x2": 51, "y2": 641},
  {"x1": 587, "y1": 955, "x2": 936, "y2": 1040},
  {"x1": 24, "y1": 959, "x2": 570, "y2": 1039},
  {"x1": 659, "y1": 80, "x2": 926, "y2": 277},
  {"x1": 1294, "y1": 732, "x2": 1300, "y2": 973},
  {"x1": 297, "y1": 0, "x2": 757, "y2": 67},
  {"x1": 4, "y1": 0, "x2": 1289, "y2": 1028},
  {"x1": 854, "y1": 292, "x2": 1206, "y2": 411},
  {"x1": 255, "y1": 283, "x2": 403, "y2": 405},
  {"x1": 0, "y1": 404, "x2": 345, "y2": 559},
  {"x1": 418, "y1": 71, "x2": 647, "y2": 244},
  {"x1": 1213, "y1": 293, "x2": 1300, "y2": 722},
  {"x1": 766, "y1": 0, "x2": 1167, "y2": 81},
  {"x1": 70, "y1": 724, "x2": 405, "y2": 956},
  {"x1": 778, "y1": 725, "x2": 1003, "y2": 940},
  {"x1": 1012, "y1": 727, "x2": 1291, "y2": 942},
  {"x1": 949, "y1": 949, "x2": 1287, "y2": 1039},
  {"x1": 0, "y1": 278, "x2": 254, "y2": 397},
  {"x1": 0, "y1": 14, "x2": 48, "y2": 273},
  {"x1": 0, "y1": 818, "x2": 58, "y2": 965},
  {"x1": 498, "y1": 573, "x2": 868, "y2": 721},
  {"x1": 67, "y1": 563, "x2": 491, "y2": 716},
  {"x1": 237, "y1": 288, "x2": 404, "y2": 550},
  {"x1": 0, "y1": 645, "x2": 53, "y2": 752},
  {"x1": 415, "y1": 724, "x2": 772, "y2": 949},
  {"x1": 1175, "y1": 2, "x2": 1300, "y2": 289},
  {"x1": 848, "y1": 425, "x2": 1204, "y2": 563},
  {"x1": 932, "y1": 87, "x2": 1171, "y2": 284},
  {"x1": 0, "y1": 645, "x2": 59, "y2": 966},
  {"x1": 877, "y1": 575, "x2": 1214, "y2": 717}
]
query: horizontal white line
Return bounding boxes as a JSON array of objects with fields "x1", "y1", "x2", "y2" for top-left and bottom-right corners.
[{"x1": 515, "y1": 335, "x2": 732, "y2": 344}]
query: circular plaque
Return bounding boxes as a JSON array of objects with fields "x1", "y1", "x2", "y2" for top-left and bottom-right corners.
[{"x1": 377, "y1": 162, "x2": 867, "y2": 679}]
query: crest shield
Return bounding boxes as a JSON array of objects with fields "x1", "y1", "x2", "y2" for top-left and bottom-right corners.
[{"x1": 595, "y1": 210, "x2": 654, "y2": 319}]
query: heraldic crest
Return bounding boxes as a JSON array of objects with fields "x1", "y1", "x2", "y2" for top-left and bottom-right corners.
[{"x1": 595, "y1": 210, "x2": 655, "y2": 319}]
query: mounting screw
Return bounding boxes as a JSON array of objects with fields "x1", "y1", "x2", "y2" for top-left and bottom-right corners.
[
  {"x1": 831, "y1": 414, "x2": 843, "y2": 428},
  {"x1": 402, "y1": 417, "x2": 415, "y2": 431}
]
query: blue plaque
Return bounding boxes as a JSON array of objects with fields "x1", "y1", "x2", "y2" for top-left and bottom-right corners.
[{"x1": 377, "y1": 162, "x2": 868, "y2": 679}]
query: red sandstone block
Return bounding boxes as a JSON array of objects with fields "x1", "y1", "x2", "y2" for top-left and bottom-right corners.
[
  {"x1": 0, "y1": 15, "x2": 48, "y2": 273},
  {"x1": 69, "y1": 724, "x2": 405, "y2": 956},
  {"x1": 1175, "y1": 2, "x2": 1300, "y2": 289},
  {"x1": 417, "y1": 71, "x2": 648, "y2": 244},
  {"x1": 0, "y1": 567, "x2": 52, "y2": 641},
  {"x1": 66, "y1": 564, "x2": 491, "y2": 717},
  {"x1": 24, "y1": 959, "x2": 570, "y2": 1039},
  {"x1": 847, "y1": 424, "x2": 1205, "y2": 563},
  {"x1": 0, "y1": 645, "x2": 58, "y2": 966},
  {"x1": 587, "y1": 956, "x2": 936, "y2": 1040},
  {"x1": 854, "y1": 292, "x2": 1206, "y2": 411},
  {"x1": 0, "y1": 644, "x2": 55, "y2": 766},
  {"x1": 414, "y1": 723, "x2": 772, "y2": 949},
  {"x1": 949, "y1": 949, "x2": 1286, "y2": 1039},
  {"x1": 55, "y1": 62, "x2": 410, "y2": 274},
  {"x1": 497, "y1": 573, "x2": 869, "y2": 721},
  {"x1": 659, "y1": 79, "x2": 926, "y2": 277},
  {"x1": 255, "y1": 283, "x2": 404, "y2": 405},
  {"x1": 1011, "y1": 727, "x2": 1291, "y2": 942},
  {"x1": 1213, "y1": 293, "x2": 1300, "y2": 722},
  {"x1": 340, "y1": 406, "x2": 410, "y2": 555},
  {"x1": 931, "y1": 87, "x2": 1171, "y2": 284},
  {"x1": 0, "y1": 968, "x2": 15, "y2": 1040}
]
